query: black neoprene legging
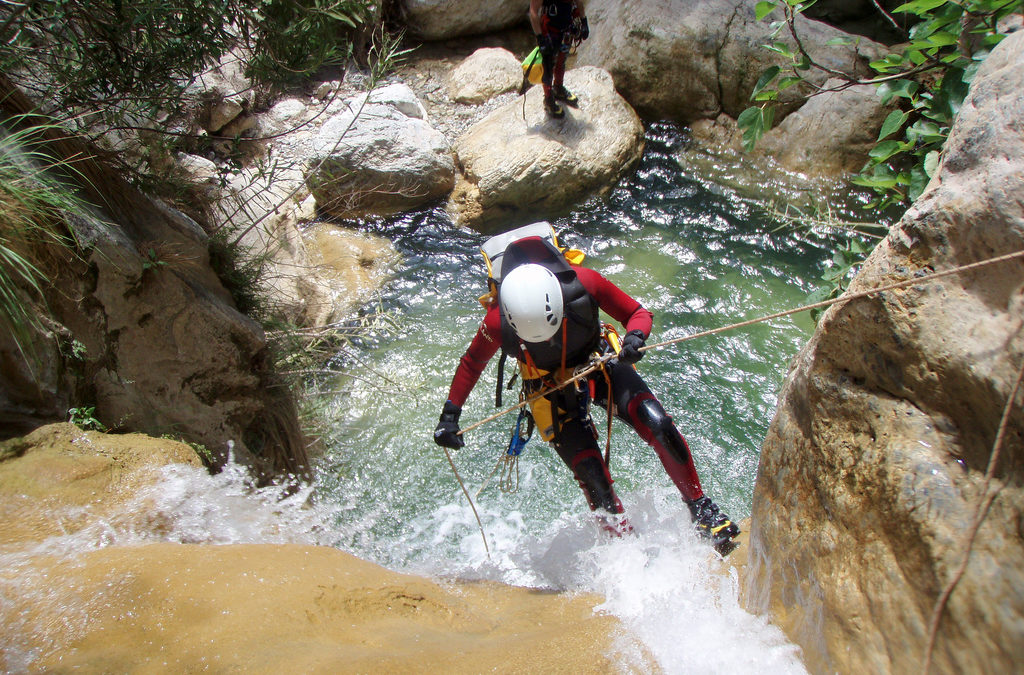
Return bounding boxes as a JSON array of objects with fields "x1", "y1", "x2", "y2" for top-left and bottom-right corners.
[{"x1": 547, "y1": 359, "x2": 705, "y2": 513}]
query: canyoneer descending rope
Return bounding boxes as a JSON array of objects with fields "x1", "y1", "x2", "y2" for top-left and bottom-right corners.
[{"x1": 433, "y1": 222, "x2": 741, "y2": 552}]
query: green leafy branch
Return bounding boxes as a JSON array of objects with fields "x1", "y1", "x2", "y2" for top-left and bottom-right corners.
[{"x1": 740, "y1": 0, "x2": 1020, "y2": 209}]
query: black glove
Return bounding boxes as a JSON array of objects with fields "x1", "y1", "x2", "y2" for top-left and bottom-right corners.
[
  {"x1": 618, "y1": 329, "x2": 646, "y2": 364},
  {"x1": 536, "y1": 33, "x2": 555, "y2": 56},
  {"x1": 433, "y1": 400, "x2": 464, "y2": 449},
  {"x1": 579, "y1": 17, "x2": 590, "y2": 40}
]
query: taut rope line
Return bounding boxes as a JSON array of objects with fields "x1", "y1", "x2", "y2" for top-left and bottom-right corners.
[
  {"x1": 642, "y1": 247, "x2": 1024, "y2": 354},
  {"x1": 457, "y1": 247, "x2": 1024, "y2": 437}
]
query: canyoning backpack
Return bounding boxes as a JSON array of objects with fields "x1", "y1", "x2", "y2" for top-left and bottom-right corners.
[{"x1": 480, "y1": 222, "x2": 602, "y2": 387}]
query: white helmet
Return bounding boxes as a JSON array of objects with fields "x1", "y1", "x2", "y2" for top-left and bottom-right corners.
[{"x1": 499, "y1": 264, "x2": 564, "y2": 342}]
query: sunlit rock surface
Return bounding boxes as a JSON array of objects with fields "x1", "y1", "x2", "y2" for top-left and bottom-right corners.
[
  {"x1": 447, "y1": 47, "x2": 523, "y2": 104},
  {"x1": 305, "y1": 84, "x2": 455, "y2": 220},
  {"x1": 0, "y1": 425, "x2": 624, "y2": 673},
  {"x1": 756, "y1": 80, "x2": 897, "y2": 176},
  {"x1": 447, "y1": 66, "x2": 644, "y2": 231},
  {"x1": 748, "y1": 30, "x2": 1024, "y2": 675},
  {"x1": 575, "y1": 0, "x2": 889, "y2": 176},
  {"x1": 575, "y1": 0, "x2": 884, "y2": 123}
]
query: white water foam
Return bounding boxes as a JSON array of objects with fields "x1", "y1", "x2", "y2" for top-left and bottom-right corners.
[{"x1": 399, "y1": 485, "x2": 808, "y2": 674}]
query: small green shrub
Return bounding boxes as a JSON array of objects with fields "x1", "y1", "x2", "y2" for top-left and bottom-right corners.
[{"x1": 68, "y1": 406, "x2": 107, "y2": 431}]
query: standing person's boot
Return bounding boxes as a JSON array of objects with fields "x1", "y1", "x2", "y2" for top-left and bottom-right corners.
[
  {"x1": 544, "y1": 91, "x2": 565, "y2": 118},
  {"x1": 553, "y1": 85, "x2": 579, "y2": 108}
]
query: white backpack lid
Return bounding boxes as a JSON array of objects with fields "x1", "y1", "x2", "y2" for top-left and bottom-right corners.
[{"x1": 480, "y1": 222, "x2": 556, "y2": 282}]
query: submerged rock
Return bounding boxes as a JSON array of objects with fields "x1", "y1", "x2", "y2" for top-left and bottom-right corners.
[
  {"x1": 447, "y1": 66, "x2": 644, "y2": 231},
  {"x1": 748, "y1": 30, "x2": 1024, "y2": 674}
]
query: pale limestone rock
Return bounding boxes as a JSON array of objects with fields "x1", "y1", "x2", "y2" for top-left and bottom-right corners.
[
  {"x1": 400, "y1": 0, "x2": 530, "y2": 40},
  {"x1": 199, "y1": 85, "x2": 445, "y2": 327},
  {"x1": 447, "y1": 66, "x2": 644, "y2": 231},
  {"x1": 305, "y1": 85, "x2": 454, "y2": 218},
  {"x1": 174, "y1": 153, "x2": 219, "y2": 184},
  {"x1": 757, "y1": 79, "x2": 896, "y2": 176},
  {"x1": 208, "y1": 98, "x2": 243, "y2": 133},
  {"x1": 748, "y1": 31, "x2": 1024, "y2": 675},
  {"x1": 448, "y1": 47, "x2": 523, "y2": 104},
  {"x1": 575, "y1": 0, "x2": 885, "y2": 122},
  {"x1": 191, "y1": 49, "x2": 254, "y2": 132}
]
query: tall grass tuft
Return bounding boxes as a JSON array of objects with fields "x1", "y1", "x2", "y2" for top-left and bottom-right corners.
[{"x1": 0, "y1": 119, "x2": 83, "y2": 363}]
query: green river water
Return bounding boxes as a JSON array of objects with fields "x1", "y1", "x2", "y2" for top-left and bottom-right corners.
[
  {"x1": 307, "y1": 122, "x2": 891, "y2": 584},
  {"x1": 292, "y1": 123, "x2": 892, "y2": 671}
]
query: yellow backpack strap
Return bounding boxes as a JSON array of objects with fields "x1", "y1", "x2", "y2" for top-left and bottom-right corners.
[
  {"x1": 563, "y1": 248, "x2": 586, "y2": 265},
  {"x1": 479, "y1": 278, "x2": 498, "y2": 308}
]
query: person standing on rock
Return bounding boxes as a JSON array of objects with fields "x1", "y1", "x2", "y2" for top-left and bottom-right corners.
[
  {"x1": 529, "y1": 0, "x2": 589, "y2": 118},
  {"x1": 432, "y1": 223, "x2": 741, "y2": 552}
]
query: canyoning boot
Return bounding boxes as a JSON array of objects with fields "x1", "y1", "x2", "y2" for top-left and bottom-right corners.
[
  {"x1": 686, "y1": 496, "x2": 740, "y2": 555},
  {"x1": 544, "y1": 93, "x2": 565, "y2": 119},
  {"x1": 553, "y1": 85, "x2": 579, "y2": 108},
  {"x1": 595, "y1": 512, "x2": 635, "y2": 538}
]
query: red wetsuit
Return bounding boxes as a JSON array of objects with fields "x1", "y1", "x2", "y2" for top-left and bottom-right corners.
[
  {"x1": 444, "y1": 265, "x2": 705, "y2": 516},
  {"x1": 447, "y1": 266, "x2": 651, "y2": 407}
]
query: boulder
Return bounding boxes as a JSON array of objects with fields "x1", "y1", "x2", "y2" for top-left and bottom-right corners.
[
  {"x1": 170, "y1": 85, "x2": 423, "y2": 329},
  {"x1": 305, "y1": 84, "x2": 455, "y2": 219},
  {"x1": 448, "y1": 47, "x2": 524, "y2": 104},
  {"x1": 574, "y1": 0, "x2": 885, "y2": 123},
  {"x1": 0, "y1": 80, "x2": 306, "y2": 477},
  {"x1": 400, "y1": 0, "x2": 530, "y2": 41},
  {"x1": 447, "y1": 66, "x2": 644, "y2": 231},
  {"x1": 747, "y1": 31, "x2": 1024, "y2": 675},
  {"x1": 756, "y1": 79, "x2": 896, "y2": 175}
]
